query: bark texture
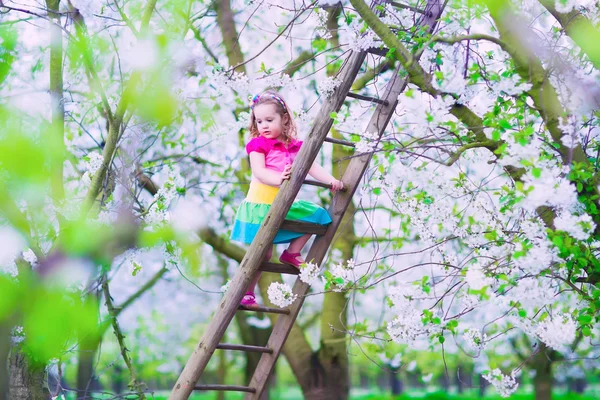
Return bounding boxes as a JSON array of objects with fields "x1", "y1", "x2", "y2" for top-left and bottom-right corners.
[
  {"x1": 8, "y1": 349, "x2": 50, "y2": 400},
  {"x1": 532, "y1": 344, "x2": 553, "y2": 400}
]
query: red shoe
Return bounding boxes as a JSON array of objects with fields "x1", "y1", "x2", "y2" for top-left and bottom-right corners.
[
  {"x1": 279, "y1": 250, "x2": 303, "y2": 269},
  {"x1": 240, "y1": 292, "x2": 259, "y2": 309}
]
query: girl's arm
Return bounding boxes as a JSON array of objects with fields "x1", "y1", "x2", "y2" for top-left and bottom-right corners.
[
  {"x1": 309, "y1": 162, "x2": 344, "y2": 191},
  {"x1": 249, "y1": 152, "x2": 290, "y2": 186}
]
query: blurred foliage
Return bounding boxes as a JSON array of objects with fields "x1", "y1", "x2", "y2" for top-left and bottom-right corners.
[
  {"x1": 0, "y1": 270, "x2": 98, "y2": 366},
  {"x1": 0, "y1": 25, "x2": 17, "y2": 86}
]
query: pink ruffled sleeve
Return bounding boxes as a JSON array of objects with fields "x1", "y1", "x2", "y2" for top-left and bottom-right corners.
[{"x1": 246, "y1": 137, "x2": 269, "y2": 155}]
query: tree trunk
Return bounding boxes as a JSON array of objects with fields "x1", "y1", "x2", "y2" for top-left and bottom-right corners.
[
  {"x1": 478, "y1": 374, "x2": 486, "y2": 398},
  {"x1": 306, "y1": 5, "x2": 354, "y2": 397},
  {"x1": 0, "y1": 323, "x2": 10, "y2": 400},
  {"x1": 390, "y1": 367, "x2": 403, "y2": 395},
  {"x1": 214, "y1": 0, "x2": 244, "y2": 71},
  {"x1": 532, "y1": 343, "x2": 553, "y2": 400},
  {"x1": 76, "y1": 291, "x2": 102, "y2": 397},
  {"x1": 8, "y1": 348, "x2": 50, "y2": 400},
  {"x1": 45, "y1": 0, "x2": 65, "y2": 204},
  {"x1": 568, "y1": 377, "x2": 587, "y2": 394},
  {"x1": 76, "y1": 334, "x2": 103, "y2": 397}
]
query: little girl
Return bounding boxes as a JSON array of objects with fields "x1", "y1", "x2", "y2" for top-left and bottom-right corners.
[{"x1": 230, "y1": 90, "x2": 344, "y2": 308}]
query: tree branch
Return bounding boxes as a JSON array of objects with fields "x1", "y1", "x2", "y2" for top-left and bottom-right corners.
[
  {"x1": 113, "y1": 0, "x2": 139, "y2": 37},
  {"x1": 102, "y1": 277, "x2": 147, "y2": 398},
  {"x1": 116, "y1": 265, "x2": 169, "y2": 313},
  {"x1": 430, "y1": 33, "x2": 509, "y2": 52},
  {"x1": 538, "y1": 0, "x2": 600, "y2": 70},
  {"x1": 445, "y1": 140, "x2": 498, "y2": 166}
]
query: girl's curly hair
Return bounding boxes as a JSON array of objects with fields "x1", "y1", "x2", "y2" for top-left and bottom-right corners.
[{"x1": 248, "y1": 90, "x2": 298, "y2": 145}]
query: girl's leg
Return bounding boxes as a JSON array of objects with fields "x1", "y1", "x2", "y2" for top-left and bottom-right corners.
[
  {"x1": 247, "y1": 245, "x2": 273, "y2": 293},
  {"x1": 288, "y1": 234, "x2": 311, "y2": 253},
  {"x1": 285, "y1": 234, "x2": 311, "y2": 263}
]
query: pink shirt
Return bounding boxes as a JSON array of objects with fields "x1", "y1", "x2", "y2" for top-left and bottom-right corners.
[{"x1": 246, "y1": 136, "x2": 303, "y2": 181}]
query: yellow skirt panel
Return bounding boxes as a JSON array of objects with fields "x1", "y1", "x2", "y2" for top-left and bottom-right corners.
[{"x1": 246, "y1": 180, "x2": 280, "y2": 204}]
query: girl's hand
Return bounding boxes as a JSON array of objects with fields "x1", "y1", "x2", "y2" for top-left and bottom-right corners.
[
  {"x1": 330, "y1": 179, "x2": 344, "y2": 192},
  {"x1": 280, "y1": 164, "x2": 292, "y2": 184}
]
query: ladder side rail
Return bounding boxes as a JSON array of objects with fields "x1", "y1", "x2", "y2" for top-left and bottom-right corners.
[
  {"x1": 247, "y1": 67, "x2": 407, "y2": 400},
  {"x1": 247, "y1": 0, "x2": 446, "y2": 396},
  {"x1": 168, "y1": 50, "x2": 367, "y2": 400}
]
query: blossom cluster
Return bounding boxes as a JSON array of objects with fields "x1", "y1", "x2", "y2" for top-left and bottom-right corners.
[
  {"x1": 482, "y1": 369, "x2": 519, "y2": 398},
  {"x1": 80, "y1": 151, "x2": 104, "y2": 187},
  {"x1": 329, "y1": 258, "x2": 356, "y2": 289},
  {"x1": 267, "y1": 282, "x2": 297, "y2": 308},
  {"x1": 386, "y1": 284, "x2": 431, "y2": 344},
  {"x1": 298, "y1": 261, "x2": 320, "y2": 285},
  {"x1": 463, "y1": 328, "x2": 488, "y2": 351},
  {"x1": 317, "y1": 76, "x2": 342, "y2": 98}
]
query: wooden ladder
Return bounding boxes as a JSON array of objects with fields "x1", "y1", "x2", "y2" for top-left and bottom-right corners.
[{"x1": 169, "y1": 1, "x2": 443, "y2": 398}]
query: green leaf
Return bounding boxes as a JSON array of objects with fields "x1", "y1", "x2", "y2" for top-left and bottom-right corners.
[
  {"x1": 499, "y1": 119, "x2": 512, "y2": 130},
  {"x1": 582, "y1": 326, "x2": 592, "y2": 337},
  {"x1": 312, "y1": 38, "x2": 328, "y2": 52}
]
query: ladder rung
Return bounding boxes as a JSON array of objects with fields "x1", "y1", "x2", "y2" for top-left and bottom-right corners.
[
  {"x1": 347, "y1": 92, "x2": 389, "y2": 106},
  {"x1": 260, "y1": 262, "x2": 300, "y2": 275},
  {"x1": 238, "y1": 304, "x2": 290, "y2": 314},
  {"x1": 217, "y1": 343, "x2": 273, "y2": 353},
  {"x1": 281, "y1": 220, "x2": 328, "y2": 235},
  {"x1": 367, "y1": 47, "x2": 389, "y2": 56},
  {"x1": 195, "y1": 385, "x2": 256, "y2": 393},
  {"x1": 303, "y1": 179, "x2": 348, "y2": 192},
  {"x1": 324, "y1": 136, "x2": 356, "y2": 147}
]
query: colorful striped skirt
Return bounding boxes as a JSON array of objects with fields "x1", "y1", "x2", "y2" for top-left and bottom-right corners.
[{"x1": 230, "y1": 180, "x2": 332, "y2": 244}]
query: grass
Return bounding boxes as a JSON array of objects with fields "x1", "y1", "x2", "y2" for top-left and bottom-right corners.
[
  {"x1": 143, "y1": 389, "x2": 600, "y2": 400},
  {"x1": 350, "y1": 392, "x2": 599, "y2": 400}
]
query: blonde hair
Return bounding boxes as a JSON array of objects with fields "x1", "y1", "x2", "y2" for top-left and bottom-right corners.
[{"x1": 248, "y1": 90, "x2": 298, "y2": 145}]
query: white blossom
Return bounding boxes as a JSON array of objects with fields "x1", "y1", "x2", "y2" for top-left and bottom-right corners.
[
  {"x1": 554, "y1": 212, "x2": 595, "y2": 241},
  {"x1": 124, "y1": 39, "x2": 159, "y2": 71},
  {"x1": 355, "y1": 139, "x2": 375, "y2": 154},
  {"x1": 387, "y1": 307, "x2": 428, "y2": 344},
  {"x1": 220, "y1": 280, "x2": 231, "y2": 293},
  {"x1": 314, "y1": 8, "x2": 333, "y2": 39},
  {"x1": 491, "y1": 74, "x2": 532, "y2": 96},
  {"x1": 83, "y1": 151, "x2": 104, "y2": 175},
  {"x1": 145, "y1": 167, "x2": 182, "y2": 225},
  {"x1": 346, "y1": 18, "x2": 377, "y2": 51},
  {"x1": 465, "y1": 263, "x2": 493, "y2": 290},
  {"x1": 11, "y1": 326, "x2": 25, "y2": 344},
  {"x1": 171, "y1": 197, "x2": 207, "y2": 233},
  {"x1": 317, "y1": 76, "x2": 342, "y2": 98},
  {"x1": 0, "y1": 227, "x2": 25, "y2": 276},
  {"x1": 464, "y1": 328, "x2": 488, "y2": 351},
  {"x1": 22, "y1": 248, "x2": 37, "y2": 266},
  {"x1": 535, "y1": 313, "x2": 576, "y2": 351},
  {"x1": 267, "y1": 282, "x2": 297, "y2": 308},
  {"x1": 298, "y1": 261, "x2": 320, "y2": 285},
  {"x1": 554, "y1": 0, "x2": 577, "y2": 13},
  {"x1": 330, "y1": 258, "x2": 356, "y2": 288},
  {"x1": 483, "y1": 369, "x2": 519, "y2": 398}
]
